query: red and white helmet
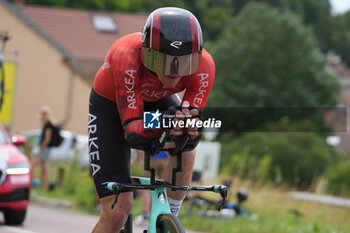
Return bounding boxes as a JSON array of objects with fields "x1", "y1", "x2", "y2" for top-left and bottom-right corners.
[{"x1": 141, "y1": 7, "x2": 203, "y2": 76}]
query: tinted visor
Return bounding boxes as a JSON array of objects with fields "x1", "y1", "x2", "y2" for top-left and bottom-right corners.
[{"x1": 142, "y1": 48, "x2": 202, "y2": 76}]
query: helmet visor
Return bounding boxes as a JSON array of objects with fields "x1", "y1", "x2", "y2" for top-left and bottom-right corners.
[{"x1": 142, "y1": 48, "x2": 202, "y2": 76}]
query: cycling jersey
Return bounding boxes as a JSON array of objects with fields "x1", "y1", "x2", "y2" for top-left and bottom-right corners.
[{"x1": 92, "y1": 33, "x2": 215, "y2": 141}]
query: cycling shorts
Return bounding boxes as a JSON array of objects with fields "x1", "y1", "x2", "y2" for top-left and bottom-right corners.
[{"x1": 88, "y1": 88, "x2": 180, "y2": 198}]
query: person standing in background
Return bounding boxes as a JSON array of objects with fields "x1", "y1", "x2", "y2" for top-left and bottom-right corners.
[{"x1": 31, "y1": 105, "x2": 57, "y2": 191}]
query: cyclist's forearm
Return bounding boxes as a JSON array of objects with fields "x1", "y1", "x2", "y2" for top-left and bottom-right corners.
[{"x1": 123, "y1": 119, "x2": 162, "y2": 149}]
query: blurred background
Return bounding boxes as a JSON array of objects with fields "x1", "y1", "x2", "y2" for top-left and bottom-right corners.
[{"x1": 1, "y1": 0, "x2": 350, "y2": 232}]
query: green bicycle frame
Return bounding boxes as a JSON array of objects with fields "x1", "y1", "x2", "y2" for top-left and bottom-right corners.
[
  {"x1": 107, "y1": 178, "x2": 227, "y2": 233},
  {"x1": 137, "y1": 176, "x2": 172, "y2": 233}
]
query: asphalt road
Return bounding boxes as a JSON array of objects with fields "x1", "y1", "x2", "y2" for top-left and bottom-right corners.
[
  {"x1": 0, "y1": 203, "x2": 202, "y2": 233},
  {"x1": 0, "y1": 203, "x2": 99, "y2": 233}
]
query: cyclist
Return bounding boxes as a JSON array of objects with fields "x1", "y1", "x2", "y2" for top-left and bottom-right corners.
[{"x1": 89, "y1": 7, "x2": 215, "y2": 233}]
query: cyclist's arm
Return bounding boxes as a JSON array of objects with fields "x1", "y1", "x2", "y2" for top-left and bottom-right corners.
[
  {"x1": 182, "y1": 49, "x2": 215, "y2": 110},
  {"x1": 112, "y1": 45, "x2": 161, "y2": 149},
  {"x1": 180, "y1": 50, "x2": 215, "y2": 150}
]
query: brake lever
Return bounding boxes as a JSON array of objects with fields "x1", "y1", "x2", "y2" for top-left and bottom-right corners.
[
  {"x1": 217, "y1": 185, "x2": 228, "y2": 211},
  {"x1": 111, "y1": 184, "x2": 120, "y2": 209}
]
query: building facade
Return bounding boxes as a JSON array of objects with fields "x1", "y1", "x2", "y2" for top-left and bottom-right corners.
[{"x1": 0, "y1": 0, "x2": 147, "y2": 134}]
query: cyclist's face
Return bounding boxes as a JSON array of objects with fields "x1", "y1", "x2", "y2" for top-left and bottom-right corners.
[{"x1": 157, "y1": 74, "x2": 181, "y2": 88}]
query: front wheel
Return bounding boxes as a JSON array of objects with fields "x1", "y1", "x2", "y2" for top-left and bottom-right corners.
[{"x1": 156, "y1": 214, "x2": 185, "y2": 233}]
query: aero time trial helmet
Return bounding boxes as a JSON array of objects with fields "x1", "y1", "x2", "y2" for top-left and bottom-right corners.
[{"x1": 141, "y1": 7, "x2": 203, "y2": 77}]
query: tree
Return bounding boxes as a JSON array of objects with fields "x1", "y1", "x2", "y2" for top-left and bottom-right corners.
[
  {"x1": 207, "y1": 3, "x2": 340, "y2": 131},
  {"x1": 201, "y1": 0, "x2": 234, "y2": 40},
  {"x1": 332, "y1": 12, "x2": 350, "y2": 67},
  {"x1": 313, "y1": 0, "x2": 333, "y2": 52}
]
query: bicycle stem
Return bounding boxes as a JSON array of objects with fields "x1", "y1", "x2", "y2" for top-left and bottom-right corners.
[
  {"x1": 144, "y1": 151, "x2": 156, "y2": 185},
  {"x1": 171, "y1": 151, "x2": 182, "y2": 187},
  {"x1": 145, "y1": 132, "x2": 189, "y2": 186}
]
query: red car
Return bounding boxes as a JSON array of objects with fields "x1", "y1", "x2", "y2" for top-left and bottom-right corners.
[{"x1": 0, "y1": 124, "x2": 31, "y2": 225}]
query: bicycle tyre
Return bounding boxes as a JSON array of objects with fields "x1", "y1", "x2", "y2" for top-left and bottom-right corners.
[{"x1": 156, "y1": 214, "x2": 185, "y2": 233}]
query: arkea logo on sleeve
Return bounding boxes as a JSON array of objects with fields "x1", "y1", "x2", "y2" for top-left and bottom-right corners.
[{"x1": 143, "y1": 110, "x2": 162, "y2": 129}]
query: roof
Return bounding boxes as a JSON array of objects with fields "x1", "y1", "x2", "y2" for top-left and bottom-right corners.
[
  {"x1": 0, "y1": 0, "x2": 147, "y2": 62},
  {"x1": 0, "y1": 0, "x2": 74, "y2": 62},
  {"x1": 21, "y1": 6, "x2": 148, "y2": 61}
]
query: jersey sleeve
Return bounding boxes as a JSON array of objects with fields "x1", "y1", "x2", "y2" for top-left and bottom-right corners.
[
  {"x1": 111, "y1": 38, "x2": 144, "y2": 126},
  {"x1": 182, "y1": 49, "x2": 215, "y2": 110},
  {"x1": 111, "y1": 35, "x2": 162, "y2": 142}
]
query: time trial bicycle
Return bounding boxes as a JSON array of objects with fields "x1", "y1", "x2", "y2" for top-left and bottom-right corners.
[{"x1": 107, "y1": 131, "x2": 228, "y2": 233}]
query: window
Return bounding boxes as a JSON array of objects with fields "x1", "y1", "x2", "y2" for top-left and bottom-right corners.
[{"x1": 91, "y1": 14, "x2": 117, "y2": 33}]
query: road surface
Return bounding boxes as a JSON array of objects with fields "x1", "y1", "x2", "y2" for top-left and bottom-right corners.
[
  {"x1": 0, "y1": 203, "x2": 98, "y2": 233},
  {"x1": 0, "y1": 203, "x2": 202, "y2": 233}
]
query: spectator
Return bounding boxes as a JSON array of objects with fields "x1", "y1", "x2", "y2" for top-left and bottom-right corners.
[{"x1": 31, "y1": 105, "x2": 57, "y2": 191}]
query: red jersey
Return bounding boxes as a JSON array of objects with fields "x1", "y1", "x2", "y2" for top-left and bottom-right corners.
[{"x1": 93, "y1": 33, "x2": 215, "y2": 140}]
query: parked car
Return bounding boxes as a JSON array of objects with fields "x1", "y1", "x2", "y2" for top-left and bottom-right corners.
[
  {"x1": 22, "y1": 129, "x2": 89, "y2": 168},
  {"x1": 0, "y1": 124, "x2": 31, "y2": 225}
]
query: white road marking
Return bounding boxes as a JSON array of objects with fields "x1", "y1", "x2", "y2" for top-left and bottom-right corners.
[{"x1": 1, "y1": 226, "x2": 38, "y2": 233}]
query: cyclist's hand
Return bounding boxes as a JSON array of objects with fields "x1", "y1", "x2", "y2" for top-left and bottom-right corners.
[
  {"x1": 163, "y1": 101, "x2": 203, "y2": 137},
  {"x1": 169, "y1": 101, "x2": 203, "y2": 137},
  {"x1": 187, "y1": 105, "x2": 201, "y2": 137},
  {"x1": 184, "y1": 101, "x2": 203, "y2": 137},
  {"x1": 170, "y1": 104, "x2": 186, "y2": 136}
]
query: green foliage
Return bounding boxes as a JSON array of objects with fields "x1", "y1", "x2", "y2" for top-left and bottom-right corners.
[
  {"x1": 209, "y1": 2, "x2": 339, "y2": 107},
  {"x1": 207, "y1": 2, "x2": 339, "y2": 131},
  {"x1": 202, "y1": 5, "x2": 232, "y2": 40},
  {"x1": 231, "y1": 1, "x2": 346, "y2": 63},
  {"x1": 326, "y1": 159, "x2": 350, "y2": 195},
  {"x1": 63, "y1": 153, "x2": 80, "y2": 194},
  {"x1": 20, "y1": 0, "x2": 350, "y2": 66},
  {"x1": 220, "y1": 131, "x2": 335, "y2": 187},
  {"x1": 60, "y1": 155, "x2": 96, "y2": 211},
  {"x1": 180, "y1": 195, "x2": 350, "y2": 233},
  {"x1": 141, "y1": 0, "x2": 188, "y2": 11},
  {"x1": 313, "y1": 1, "x2": 333, "y2": 53},
  {"x1": 31, "y1": 155, "x2": 97, "y2": 213},
  {"x1": 332, "y1": 14, "x2": 350, "y2": 67},
  {"x1": 74, "y1": 174, "x2": 97, "y2": 211}
]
